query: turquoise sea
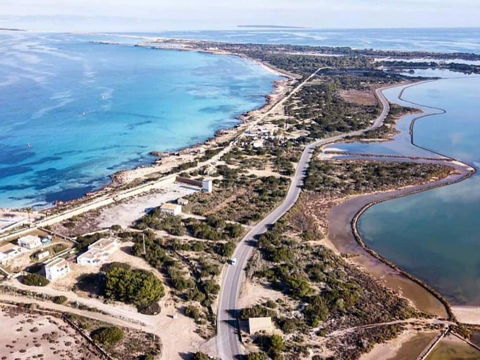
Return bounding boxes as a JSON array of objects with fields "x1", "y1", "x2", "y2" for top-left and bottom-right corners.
[
  {"x1": 0, "y1": 32, "x2": 280, "y2": 208},
  {"x1": 154, "y1": 28, "x2": 480, "y2": 54}
]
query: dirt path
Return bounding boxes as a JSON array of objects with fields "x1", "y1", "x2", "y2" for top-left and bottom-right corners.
[
  {"x1": 0, "y1": 293, "x2": 146, "y2": 331},
  {"x1": 326, "y1": 318, "x2": 453, "y2": 339}
]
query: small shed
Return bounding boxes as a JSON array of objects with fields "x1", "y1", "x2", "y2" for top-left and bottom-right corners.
[
  {"x1": 177, "y1": 198, "x2": 189, "y2": 206},
  {"x1": 160, "y1": 203, "x2": 182, "y2": 216},
  {"x1": 248, "y1": 317, "x2": 274, "y2": 335}
]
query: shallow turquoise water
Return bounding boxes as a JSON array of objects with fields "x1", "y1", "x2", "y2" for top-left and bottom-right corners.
[
  {"x1": 357, "y1": 75, "x2": 480, "y2": 305},
  {"x1": 152, "y1": 28, "x2": 480, "y2": 54},
  {"x1": 0, "y1": 32, "x2": 279, "y2": 208}
]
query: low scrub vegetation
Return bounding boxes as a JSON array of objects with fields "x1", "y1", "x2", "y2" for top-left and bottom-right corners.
[
  {"x1": 304, "y1": 159, "x2": 452, "y2": 195},
  {"x1": 185, "y1": 175, "x2": 290, "y2": 224},
  {"x1": 249, "y1": 216, "x2": 419, "y2": 359}
]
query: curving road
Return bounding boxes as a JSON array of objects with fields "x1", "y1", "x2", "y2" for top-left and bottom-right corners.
[{"x1": 216, "y1": 82, "x2": 394, "y2": 359}]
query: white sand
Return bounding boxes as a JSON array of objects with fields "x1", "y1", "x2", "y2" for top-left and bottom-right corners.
[{"x1": 452, "y1": 306, "x2": 480, "y2": 325}]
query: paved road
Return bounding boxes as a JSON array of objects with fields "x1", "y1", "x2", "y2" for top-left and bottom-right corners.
[{"x1": 216, "y1": 85, "x2": 392, "y2": 359}]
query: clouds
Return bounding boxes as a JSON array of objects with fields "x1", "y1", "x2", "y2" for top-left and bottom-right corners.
[{"x1": 0, "y1": 0, "x2": 479, "y2": 31}]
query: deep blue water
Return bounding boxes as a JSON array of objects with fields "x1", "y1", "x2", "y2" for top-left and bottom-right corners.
[
  {"x1": 0, "y1": 32, "x2": 279, "y2": 208},
  {"x1": 355, "y1": 74, "x2": 480, "y2": 305}
]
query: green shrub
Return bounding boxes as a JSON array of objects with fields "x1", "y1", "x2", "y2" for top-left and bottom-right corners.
[
  {"x1": 215, "y1": 242, "x2": 235, "y2": 257},
  {"x1": 192, "y1": 352, "x2": 214, "y2": 360},
  {"x1": 22, "y1": 273, "x2": 49, "y2": 287},
  {"x1": 276, "y1": 317, "x2": 304, "y2": 334},
  {"x1": 225, "y1": 223, "x2": 244, "y2": 238},
  {"x1": 138, "y1": 301, "x2": 161, "y2": 315},
  {"x1": 303, "y1": 295, "x2": 329, "y2": 327},
  {"x1": 239, "y1": 305, "x2": 276, "y2": 320},
  {"x1": 184, "y1": 305, "x2": 202, "y2": 321},
  {"x1": 139, "y1": 355, "x2": 154, "y2": 360},
  {"x1": 247, "y1": 352, "x2": 269, "y2": 360},
  {"x1": 188, "y1": 222, "x2": 222, "y2": 240},
  {"x1": 76, "y1": 232, "x2": 106, "y2": 251},
  {"x1": 52, "y1": 243, "x2": 67, "y2": 254},
  {"x1": 53, "y1": 295, "x2": 68, "y2": 304},
  {"x1": 91, "y1": 326, "x2": 124, "y2": 346},
  {"x1": 202, "y1": 279, "x2": 220, "y2": 295}
]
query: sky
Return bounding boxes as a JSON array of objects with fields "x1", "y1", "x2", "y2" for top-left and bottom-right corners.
[{"x1": 0, "y1": 0, "x2": 479, "y2": 31}]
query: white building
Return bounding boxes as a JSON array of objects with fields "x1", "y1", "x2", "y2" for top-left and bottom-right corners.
[
  {"x1": 44, "y1": 258, "x2": 71, "y2": 281},
  {"x1": 248, "y1": 317, "x2": 274, "y2": 335},
  {"x1": 175, "y1": 176, "x2": 213, "y2": 193},
  {"x1": 160, "y1": 203, "x2": 182, "y2": 216},
  {"x1": 77, "y1": 238, "x2": 119, "y2": 266},
  {"x1": 18, "y1": 235, "x2": 42, "y2": 250},
  {"x1": 201, "y1": 179, "x2": 213, "y2": 193},
  {"x1": 177, "y1": 198, "x2": 189, "y2": 206},
  {"x1": 0, "y1": 243, "x2": 24, "y2": 265},
  {"x1": 36, "y1": 250, "x2": 50, "y2": 261}
]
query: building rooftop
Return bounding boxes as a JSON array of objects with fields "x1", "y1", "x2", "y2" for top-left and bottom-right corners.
[
  {"x1": 77, "y1": 248, "x2": 106, "y2": 263},
  {"x1": 19, "y1": 235, "x2": 41, "y2": 242},
  {"x1": 78, "y1": 237, "x2": 119, "y2": 264},
  {"x1": 88, "y1": 237, "x2": 117, "y2": 251},
  {"x1": 160, "y1": 203, "x2": 181, "y2": 210},
  {"x1": 248, "y1": 317, "x2": 274, "y2": 334},
  {"x1": 45, "y1": 258, "x2": 68, "y2": 269},
  {"x1": 0, "y1": 242, "x2": 19, "y2": 253}
]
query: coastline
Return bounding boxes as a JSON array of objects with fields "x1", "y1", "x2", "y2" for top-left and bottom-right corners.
[
  {"x1": 325, "y1": 80, "x2": 476, "y2": 319},
  {"x1": 0, "y1": 41, "x2": 294, "y2": 214},
  {"x1": 103, "y1": 43, "x2": 294, "y2": 187},
  {"x1": 110, "y1": 74, "x2": 290, "y2": 186},
  {"x1": 90, "y1": 42, "x2": 295, "y2": 187}
]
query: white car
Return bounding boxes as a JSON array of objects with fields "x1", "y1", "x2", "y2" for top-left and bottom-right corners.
[{"x1": 229, "y1": 258, "x2": 237, "y2": 265}]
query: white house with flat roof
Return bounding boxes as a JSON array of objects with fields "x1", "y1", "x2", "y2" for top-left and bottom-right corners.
[
  {"x1": 160, "y1": 203, "x2": 182, "y2": 216},
  {"x1": 0, "y1": 243, "x2": 24, "y2": 265},
  {"x1": 18, "y1": 235, "x2": 42, "y2": 250},
  {"x1": 77, "y1": 238, "x2": 119, "y2": 266},
  {"x1": 45, "y1": 258, "x2": 71, "y2": 281}
]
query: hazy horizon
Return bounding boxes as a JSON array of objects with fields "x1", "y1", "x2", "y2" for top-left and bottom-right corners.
[
  {"x1": 1, "y1": 0, "x2": 479, "y2": 32},
  {"x1": 2, "y1": 21, "x2": 480, "y2": 33}
]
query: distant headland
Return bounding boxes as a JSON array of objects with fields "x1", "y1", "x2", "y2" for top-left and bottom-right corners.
[{"x1": 237, "y1": 24, "x2": 306, "y2": 29}]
